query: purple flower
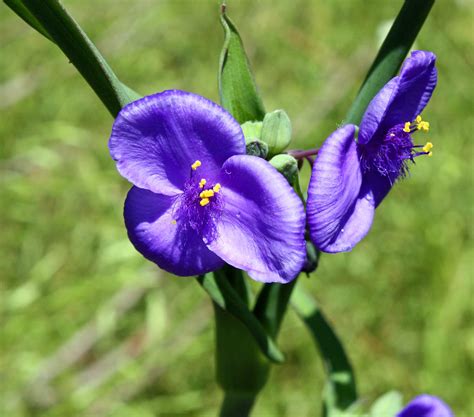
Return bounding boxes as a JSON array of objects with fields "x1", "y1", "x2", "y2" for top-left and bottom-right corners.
[
  {"x1": 397, "y1": 395, "x2": 454, "y2": 417},
  {"x1": 109, "y1": 90, "x2": 306, "y2": 283},
  {"x1": 307, "y1": 51, "x2": 437, "y2": 252}
]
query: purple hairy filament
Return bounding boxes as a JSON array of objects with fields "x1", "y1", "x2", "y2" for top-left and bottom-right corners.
[
  {"x1": 171, "y1": 160, "x2": 223, "y2": 241},
  {"x1": 359, "y1": 115, "x2": 433, "y2": 183}
]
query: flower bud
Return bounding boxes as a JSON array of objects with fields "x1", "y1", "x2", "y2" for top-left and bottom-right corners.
[
  {"x1": 269, "y1": 154, "x2": 298, "y2": 186},
  {"x1": 246, "y1": 139, "x2": 269, "y2": 159},
  {"x1": 241, "y1": 121, "x2": 263, "y2": 143},
  {"x1": 261, "y1": 109, "x2": 292, "y2": 157},
  {"x1": 302, "y1": 241, "x2": 319, "y2": 274}
]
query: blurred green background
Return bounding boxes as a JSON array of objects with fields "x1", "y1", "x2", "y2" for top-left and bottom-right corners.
[{"x1": 1, "y1": 1, "x2": 473, "y2": 416}]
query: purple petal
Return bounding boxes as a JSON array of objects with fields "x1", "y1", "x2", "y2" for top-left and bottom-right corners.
[
  {"x1": 124, "y1": 186, "x2": 225, "y2": 276},
  {"x1": 109, "y1": 90, "x2": 245, "y2": 195},
  {"x1": 307, "y1": 125, "x2": 376, "y2": 253},
  {"x1": 359, "y1": 51, "x2": 437, "y2": 145},
  {"x1": 364, "y1": 170, "x2": 393, "y2": 208},
  {"x1": 205, "y1": 155, "x2": 306, "y2": 283},
  {"x1": 358, "y1": 78, "x2": 398, "y2": 145},
  {"x1": 397, "y1": 395, "x2": 454, "y2": 417}
]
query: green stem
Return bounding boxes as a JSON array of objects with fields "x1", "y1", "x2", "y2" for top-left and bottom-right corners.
[
  {"x1": 212, "y1": 267, "x2": 270, "y2": 417},
  {"x1": 345, "y1": 0, "x2": 435, "y2": 125},
  {"x1": 219, "y1": 392, "x2": 256, "y2": 417}
]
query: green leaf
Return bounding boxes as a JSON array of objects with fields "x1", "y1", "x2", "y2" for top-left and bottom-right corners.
[
  {"x1": 370, "y1": 391, "x2": 403, "y2": 417},
  {"x1": 4, "y1": 0, "x2": 53, "y2": 41},
  {"x1": 291, "y1": 285, "x2": 357, "y2": 416},
  {"x1": 197, "y1": 272, "x2": 285, "y2": 364},
  {"x1": 5, "y1": 0, "x2": 141, "y2": 117},
  {"x1": 218, "y1": 6, "x2": 265, "y2": 123},
  {"x1": 345, "y1": 0, "x2": 435, "y2": 125},
  {"x1": 253, "y1": 280, "x2": 296, "y2": 338}
]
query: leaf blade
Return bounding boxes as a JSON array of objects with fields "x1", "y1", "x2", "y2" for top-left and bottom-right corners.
[
  {"x1": 6, "y1": 0, "x2": 141, "y2": 117},
  {"x1": 291, "y1": 285, "x2": 357, "y2": 415},
  {"x1": 344, "y1": 0, "x2": 435, "y2": 125},
  {"x1": 218, "y1": 7, "x2": 265, "y2": 123},
  {"x1": 197, "y1": 273, "x2": 285, "y2": 364}
]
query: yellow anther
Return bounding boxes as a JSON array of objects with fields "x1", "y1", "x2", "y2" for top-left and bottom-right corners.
[
  {"x1": 403, "y1": 122, "x2": 411, "y2": 133},
  {"x1": 416, "y1": 115, "x2": 422, "y2": 124},
  {"x1": 428, "y1": 151, "x2": 433, "y2": 157},
  {"x1": 417, "y1": 121, "x2": 430, "y2": 132},
  {"x1": 171, "y1": 219, "x2": 177, "y2": 225},
  {"x1": 191, "y1": 160, "x2": 202, "y2": 170},
  {"x1": 199, "y1": 179, "x2": 207, "y2": 188},
  {"x1": 200, "y1": 198, "x2": 210, "y2": 207},
  {"x1": 213, "y1": 183, "x2": 222, "y2": 193},
  {"x1": 200, "y1": 190, "x2": 215, "y2": 198},
  {"x1": 422, "y1": 142, "x2": 433, "y2": 153}
]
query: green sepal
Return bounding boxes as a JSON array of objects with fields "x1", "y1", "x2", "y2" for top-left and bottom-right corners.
[
  {"x1": 291, "y1": 286, "x2": 357, "y2": 416},
  {"x1": 196, "y1": 272, "x2": 285, "y2": 364},
  {"x1": 5, "y1": 0, "x2": 142, "y2": 117},
  {"x1": 261, "y1": 110, "x2": 292, "y2": 157},
  {"x1": 344, "y1": 0, "x2": 435, "y2": 125},
  {"x1": 218, "y1": 7, "x2": 266, "y2": 123}
]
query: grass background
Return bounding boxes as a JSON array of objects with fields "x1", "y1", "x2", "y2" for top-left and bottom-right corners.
[{"x1": 1, "y1": 0, "x2": 473, "y2": 416}]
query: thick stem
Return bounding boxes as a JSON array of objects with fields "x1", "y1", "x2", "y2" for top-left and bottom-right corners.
[
  {"x1": 213, "y1": 267, "x2": 271, "y2": 417},
  {"x1": 219, "y1": 392, "x2": 256, "y2": 417}
]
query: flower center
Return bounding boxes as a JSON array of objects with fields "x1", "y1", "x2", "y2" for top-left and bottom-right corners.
[
  {"x1": 359, "y1": 114, "x2": 433, "y2": 182},
  {"x1": 191, "y1": 160, "x2": 222, "y2": 206},
  {"x1": 170, "y1": 160, "x2": 223, "y2": 239}
]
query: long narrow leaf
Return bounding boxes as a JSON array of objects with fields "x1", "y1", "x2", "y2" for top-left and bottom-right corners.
[
  {"x1": 345, "y1": 0, "x2": 435, "y2": 125},
  {"x1": 292, "y1": 286, "x2": 357, "y2": 416},
  {"x1": 6, "y1": 0, "x2": 140, "y2": 116},
  {"x1": 197, "y1": 273, "x2": 284, "y2": 364},
  {"x1": 253, "y1": 280, "x2": 296, "y2": 338},
  {"x1": 5, "y1": 0, "x2": 53, "y2": 41},
  {"x1": 218, "y1": 6, "x2": 265, "y2": 123}
]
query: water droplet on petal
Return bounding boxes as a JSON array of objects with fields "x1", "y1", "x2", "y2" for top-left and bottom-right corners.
[
  {"x1": 236, "y1": 212, "x2": 241, "y2": 218},
  {"x1": 203, "y1": 237, "x2": 209, "y2": 244},
  {"x1": 340, "y1": 228, "x2": 344, "y2": 233}
]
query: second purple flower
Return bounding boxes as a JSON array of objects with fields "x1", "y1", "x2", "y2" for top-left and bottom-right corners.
[{"x1": 307, "y1": 51, "x2": 437, "y2": 253}]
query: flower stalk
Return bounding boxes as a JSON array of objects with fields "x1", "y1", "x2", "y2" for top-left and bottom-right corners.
[{"x1": 214, "y1": 267, "x2": 270, "y2": 417}]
